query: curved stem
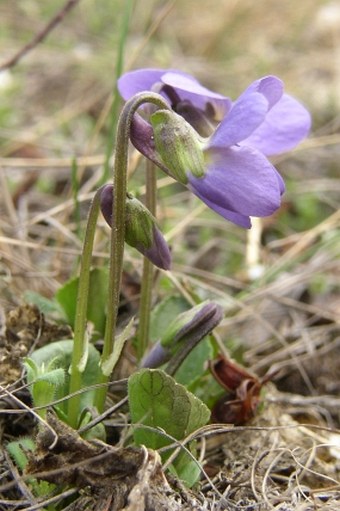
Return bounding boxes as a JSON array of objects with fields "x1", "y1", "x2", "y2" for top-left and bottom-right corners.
[
  {"x1": 95, "y1": 92, "x2": 171, "y2": 413},
  {"x1": 68, "y1": 188, "x2": 102, "y2": 428},
  {"x1": 137, "y1": 159, "x2": 157, "y2": 360}
]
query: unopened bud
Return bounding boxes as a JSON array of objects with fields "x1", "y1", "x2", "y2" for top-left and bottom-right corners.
[
  {"x1": 141, "y1": 341, "x2": 170, "y2": 369},
  {"x1": 100, "y1": 185, "x2": 171, "y2": 270},
  {"x1": 125, "y1": 194, "x2": 171, "y2": 270},
  {"x1": 161, "y1": 300, "x2": 223, "y2": 349},
  {"x1": 142, "y1": 301, "x2": 223, "y2": 371}
]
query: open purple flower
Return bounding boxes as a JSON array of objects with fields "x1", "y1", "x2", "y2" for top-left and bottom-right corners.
[
  {"x1": 118, "y1": 68, "x2": 231, "y2": 135},
  {"x1": 118, "y1": 69, "x2": 311, "y2": 228}
]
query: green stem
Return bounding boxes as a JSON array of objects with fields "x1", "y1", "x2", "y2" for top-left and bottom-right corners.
[
  {"x1": 95, "y1": 92, "x2": 171, "y2": 413},
  {"x1": 68, "y1": 188, "x2": 102, "y2": 428},
  {"x1": 137, "y1": 159, "x2": 157, "y2": 361}
]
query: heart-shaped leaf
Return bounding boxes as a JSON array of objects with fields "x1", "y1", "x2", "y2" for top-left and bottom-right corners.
[
  {"x1": 128, "y1": 368, "x2": 210, "y2": 486},
  {"x1": 55, "y1": 267, "x2": 109, "y2": 339}
]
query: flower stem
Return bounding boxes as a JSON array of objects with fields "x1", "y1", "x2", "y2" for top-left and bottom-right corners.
[
  {"x1": 136, "y1": 159, "x2": 157, "y2": 361},
  {"x1": 94, "y1": 92, "x2": 171, "y2": 413},
  {"x1": 68, "y1": 188, "x2": 102, "y2": 429}
]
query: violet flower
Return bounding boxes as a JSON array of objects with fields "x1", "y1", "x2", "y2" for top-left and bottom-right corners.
[{"x1": 118, "y1": 69, "x2": 311, "y2": 228}]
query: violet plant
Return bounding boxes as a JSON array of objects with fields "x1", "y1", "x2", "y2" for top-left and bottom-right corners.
[{"x1": 23, "y1": 68, "x2": 310, "y2": 484}]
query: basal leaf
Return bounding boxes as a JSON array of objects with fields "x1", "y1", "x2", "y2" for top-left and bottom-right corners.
[
  {"x1": 55, "y1": 267, "x2": 109, "y2": 339},
  {"x1": 128, "y1": 368, "x2": 210, "y2": 450},
  {"x1": 174, "y1": 336, "x2": 213, "y2": 387},
  {"x1": 169, "y1": 447, "x2": 201, "y2": 488},
  {"x1": 128, "y1": 368, "x2": 210, "y2": 486},
  {"x1": 30, "y1": 340, "x2": 101, "y2": 414},
  {"x1": 24, "y1": 290, "x2": 64, "y2": 318},
  {"x1": 149, "y1": 295, "x2": 189, "y2": 341}
]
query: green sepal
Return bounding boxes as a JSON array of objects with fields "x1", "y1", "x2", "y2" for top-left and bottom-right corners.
[
  {"x1": 125, "y1": 195, "x2": 155, "y2": 250},
  {"x1": 150, "y1": 110, "x2": 205, "y2": 183}
]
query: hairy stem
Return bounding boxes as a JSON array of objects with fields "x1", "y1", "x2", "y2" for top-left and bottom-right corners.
[
  {"x1": 95, "y1": 92, "x2": 171, "y2": 413},
  {"x1": 68, "y1": 188, "x2": 102, "y2": 428},
  {"x1": 136, "y1": 159, "x2": 157, "y2": 360}
]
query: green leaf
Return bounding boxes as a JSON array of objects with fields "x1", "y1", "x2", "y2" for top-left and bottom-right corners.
[
  {"x1": 150, "y1": 295, "x2": 190, "y2": 341},
  {"x1": 24, "y1": 359, "x2": 65, "y2": 386},
  {"x1": 169, "y1": 447, "x2": 201, "y2": 488},
  {"x1": 149, "y1": 296, "x2": 214, "y2": 387},
  {"x1": 6, "y1": 438, "x2": 55, "y2": 496},
  {"x1": 128, "y1": 368, "x2": 210, "y2": 485},
  {"x1": 30, "y1": 340, "x2": 101, "y2": 415},
  {"x1": 23, "y1": 358, "x2": 66, "y2": 419},
  {"x1": 55, "y1": 267, "x2": 109, "y2": 339},
  {"x1": 6, "y1": 438, "x2": 35, "y2": 471},
  {"x1": 174, "y1": 336, "x2": 213, "y2": 387},
  {"x1": 24, "y1": 290, "x2": 64, "y2": 318},
  {"x1": 79, "y1": 410, "x2": 106, "y2": 441}
]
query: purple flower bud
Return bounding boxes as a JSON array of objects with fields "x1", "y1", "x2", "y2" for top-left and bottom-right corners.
[
  {"x1": 129, "y1": 114, "x2": 169, "y2": 174},
  {"x1": 161, "y1": 300, "x2": 223, "y2": 349},
  {"x1": 141, "y1": 301, "x2": 223, "y2": 370},
  {"x1": 141, "y1": 341, "x2": 171, "y2": 369},
  {"x1": 100, "y1": 185, "x2": 171, "y2": 270}
]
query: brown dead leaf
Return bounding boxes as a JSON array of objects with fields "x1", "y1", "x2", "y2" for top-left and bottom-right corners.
[{"x1": 26, "y1": 413, "x2": 177, "y2": 511}]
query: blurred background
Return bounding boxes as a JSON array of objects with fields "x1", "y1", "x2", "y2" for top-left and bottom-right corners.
[{"x1": 2, "y1": 0, "x2": 340, "y2": 158}]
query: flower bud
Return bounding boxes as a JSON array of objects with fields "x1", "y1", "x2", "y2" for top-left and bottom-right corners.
[
  {"x1": 161, "y1": 300, "x2": 223, "y2": 348},
  {"x1": 129, "y1": 114, "x2": 169, "y2": 175},
  {"x1": 141, "y1": 301, "x2": 223, "y2": 370},
  {"x1": 141, "y1": 340, "x2": 170, "y2": 369},
  {"x1": 150, "y1": 109, "x2": 206, "y2": 183},
  {"x1": 100, "y1": 185, "x2": 171, "y2": 270}
]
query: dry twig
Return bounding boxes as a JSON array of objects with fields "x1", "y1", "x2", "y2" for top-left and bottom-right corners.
[{"x1": 0, "y1": 0, "x2": 81, "y2": 72}]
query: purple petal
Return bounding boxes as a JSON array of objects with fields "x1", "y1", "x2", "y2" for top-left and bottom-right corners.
[
  {"x1": 130, "y1": 114, "x2": 171, "y2": 175},
  {"x1": 117, "y1": 68, "x2": 198, "y2": 101},
  {"x1": 162, "y1": 72, "x2": 225, "y2": 99},
  {"x1": 118, "y1": 69, "x2": 165, "y2": 100},
  {"x1": 141, "y1": 341, "x2": 171, "y2": 368},
  {"x1": 118, "y1": 68, "x2": 231, "y2": 120},
  {"x1": 162, "y1": 72, "x2": 231, "y2": 115},
  {"x1": 209, "y1": 76, "x2": 285, "y2": 148},
  {"x1": 238, "y1": 75, "x2": 284, "y2": 109},
  {"x1": 274, "y1": 168, "x2": 286, "y2": 194},
  {"x1": 188, "y1": 146, "x2": 283, "y2": 219},
  {"x1": 100, "y1": 184, "x2": 114, "y2": 226},
  {"x1": 140, "y1": 226, "x2": 172, "y2": 271},
  {"x1": 209, "y1": 92, "x2": 269, "y2": 147},
  {"x1": 242, "y1": 94, "x2": 311, "y2": 155},
  {"x1": 187, "y1": 185, "x2": 252, "y2": 228}
]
